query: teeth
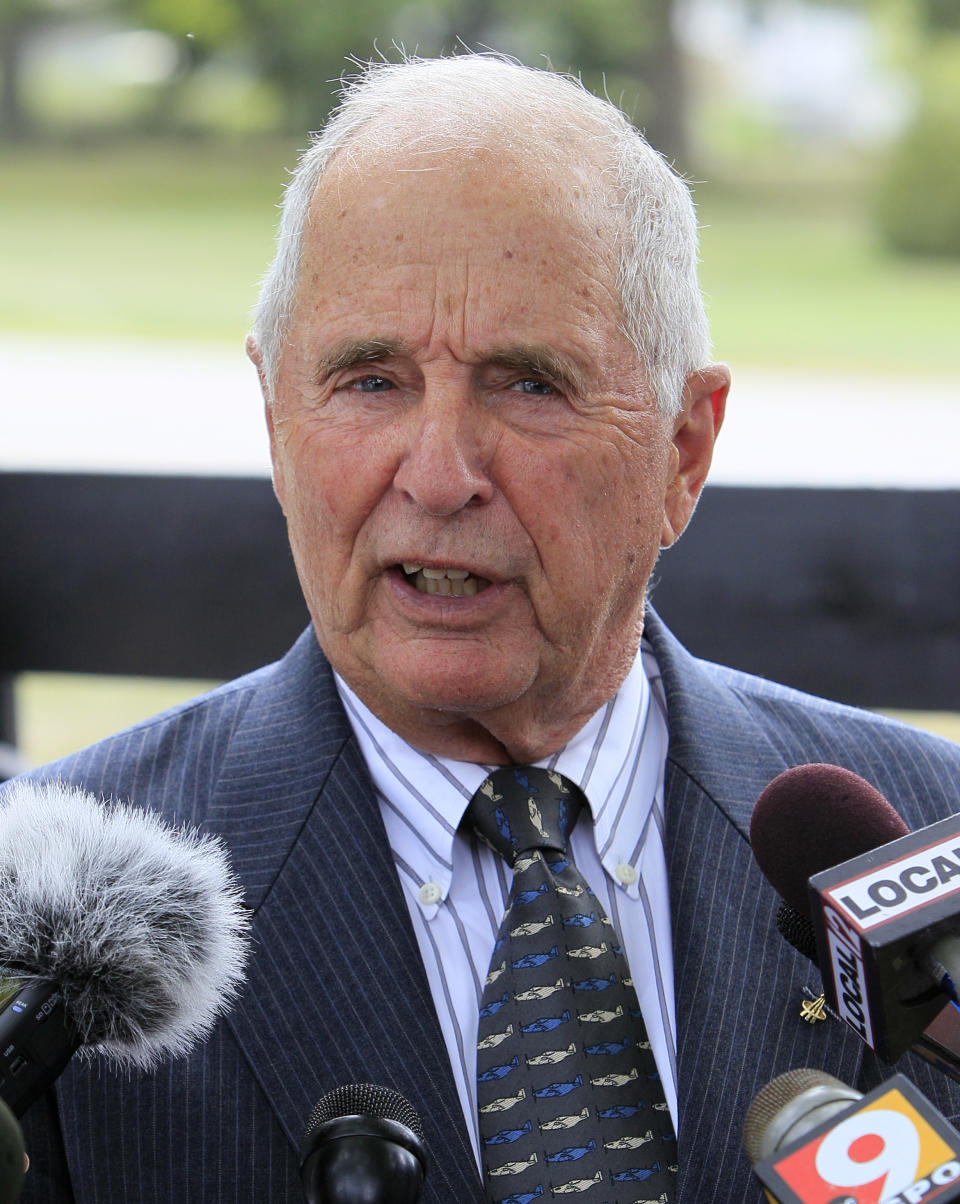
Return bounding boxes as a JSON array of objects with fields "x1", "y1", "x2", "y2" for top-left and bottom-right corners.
[
  {"x1": 399, "y1": 562, "x2": 489, "y2": 596},
  {"x1": 413, "y1": 573, "x2": 486, "y2": 596},
  {"x1": 419, "y1": 567, "x2": 473, "y2": 581}
]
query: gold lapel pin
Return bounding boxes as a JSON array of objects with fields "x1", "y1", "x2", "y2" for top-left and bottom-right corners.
[{"x1": 800, "y1": 993, "x2": 828, "y2": 1024}]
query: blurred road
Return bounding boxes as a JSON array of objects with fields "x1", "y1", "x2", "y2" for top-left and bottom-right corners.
[{"x1": 3, "y1": 333, "x2": 959, "y2": 487}]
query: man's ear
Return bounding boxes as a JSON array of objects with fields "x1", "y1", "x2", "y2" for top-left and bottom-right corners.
[
  {"x1": 660, "y1": 363, "x2": 730, "y2": 548},
  {"x1": 246, "y1": 334, "x2": 286, "y2": 512}
]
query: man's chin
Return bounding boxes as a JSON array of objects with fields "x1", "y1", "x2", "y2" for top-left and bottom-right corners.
[
  {"x1": 395, "y1": 667, "x2": 531, "y2": 721},
  {"x1": 360, "y1": 654, "x2": 535, "y2": 733}
]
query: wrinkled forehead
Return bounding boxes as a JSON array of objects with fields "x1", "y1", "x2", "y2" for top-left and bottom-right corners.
[
  {"x1": 306, "y1": 112, "x2": 625, "y2": 260},
  {"x1": 288, "y1": 131, "x2": 635, "y2": 381}
]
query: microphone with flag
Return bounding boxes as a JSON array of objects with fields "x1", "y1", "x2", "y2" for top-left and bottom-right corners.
[{"x1": 750, "y1": 763, "x2": 960, "y2": 1065}]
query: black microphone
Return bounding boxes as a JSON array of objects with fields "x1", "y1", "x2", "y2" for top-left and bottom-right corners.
[
  {"x1": 0, "y1": 1099, "x2": 24, "y2": 1204},
  {"x1": 299, "y1": 1083, "x2": 427, "y2": 1204},
  {"x1": 0, "y1": 779, "x2": 250, "y2": 1117},
  {"x1": 750, "y1": 764, "x2": 960, "y2": 1063},
  {"x1": 744, "y1": 1067, "x2": 960, "y2": 1204}
]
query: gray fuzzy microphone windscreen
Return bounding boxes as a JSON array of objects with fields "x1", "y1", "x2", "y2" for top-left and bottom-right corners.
[{"x1": 0, "y1": 778, "x2": 250, "y2": 1071}]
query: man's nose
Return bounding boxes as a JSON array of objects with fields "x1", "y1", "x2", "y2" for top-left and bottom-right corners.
[{"x1": 393, "y1": 392, "x2": 494, "y2": 516}]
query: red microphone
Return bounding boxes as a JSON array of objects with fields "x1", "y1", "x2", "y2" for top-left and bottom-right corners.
[{"x1": 750, "y1": 764, "x2": 960, "y2": 1063}]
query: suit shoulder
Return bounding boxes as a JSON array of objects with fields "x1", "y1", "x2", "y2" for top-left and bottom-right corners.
[
  {"x1": 701, "y1": 656, "x2": 960, "y2": 817},
  {"x1": 10, "y1": 661, "x2": 276, "y2": 825}
]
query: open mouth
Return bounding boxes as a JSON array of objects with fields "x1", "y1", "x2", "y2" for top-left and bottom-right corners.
[{"x1": 400, "y1": 563, "x2": 492, "y2": 597}]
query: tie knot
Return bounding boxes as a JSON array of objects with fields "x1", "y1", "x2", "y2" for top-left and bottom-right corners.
[{"x1": 465, "y1": 766, "x2": 585, "y2": 864}]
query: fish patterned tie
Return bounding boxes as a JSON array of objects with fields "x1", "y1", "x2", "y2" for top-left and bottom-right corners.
[{"x1": 467, "y1": 766, "x2": 677, "y2": 1204}]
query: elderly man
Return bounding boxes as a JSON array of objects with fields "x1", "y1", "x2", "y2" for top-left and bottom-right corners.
[{"x1": 13, "y1": 54, "x2": 960, "y2": 1204}]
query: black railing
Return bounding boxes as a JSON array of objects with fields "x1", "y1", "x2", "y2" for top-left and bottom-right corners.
[{"x1": 2, "y1": 472, "x2": 958, "y2": 750}]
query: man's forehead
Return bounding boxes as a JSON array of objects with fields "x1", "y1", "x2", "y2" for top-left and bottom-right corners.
[
  {"x1": 289, "y1": 130, "x2": 632, "y2": 380},
  {"x1": 308, "y1": 122, "x2": 617, "y2": 237},
  {"x1": 298, "y1": 140, "x2": 623, "y2": 324}
]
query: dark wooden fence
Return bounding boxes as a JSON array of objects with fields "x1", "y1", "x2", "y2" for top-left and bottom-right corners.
[{"x1": 2, "y1": 471, "x2": 958, "y2": 749}]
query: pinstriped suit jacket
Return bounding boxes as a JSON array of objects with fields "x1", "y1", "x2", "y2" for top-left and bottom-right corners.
[{"x1": 12, "y1": 608, "x2": 960, "y2": 1203}]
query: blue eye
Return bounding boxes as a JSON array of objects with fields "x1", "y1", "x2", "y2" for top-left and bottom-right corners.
[
  {"x1": 352, "y1": 375, "x2": 393, "y2": 392},
  {"x1": 513, "y1": 378, "x2": 555, "y2": 395}
]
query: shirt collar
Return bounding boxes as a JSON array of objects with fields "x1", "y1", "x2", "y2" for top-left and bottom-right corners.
[{"x1": 336, "y1": 639, "x2": 664, "y2": 897}]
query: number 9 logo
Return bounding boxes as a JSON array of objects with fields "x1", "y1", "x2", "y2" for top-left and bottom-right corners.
[{"x1": 815, "y1": 1108, "x2": 920, "y2": 1199}]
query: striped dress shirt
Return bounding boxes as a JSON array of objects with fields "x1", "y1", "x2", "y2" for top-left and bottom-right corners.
[{"x1": 336, "y1": 637, "x2": 675, "y2": 1168}]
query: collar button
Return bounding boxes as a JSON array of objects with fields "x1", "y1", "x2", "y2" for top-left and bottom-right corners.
[
  {"x1": 418, "y1": 881, "x2": 443, "y2": 906},
  {"x1": 615, "y1": 861, "x2": 639, "y2": 886}
]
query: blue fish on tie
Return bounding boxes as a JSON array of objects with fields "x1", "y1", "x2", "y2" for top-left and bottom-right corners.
[
  {"x1": 495, "y1": 1189, "x2": 544, "y2": 1204},
  {"x1": 557, "y1": 798, "x2": 567, "y2": 835},
  {"x1": 598, "y1": 1103, "x2": 645, "y2": 1119},
  {"x1": 520, "y1": 1010, "x2": 571, "y2": 1034},
  {"x1": 545, "y1": 1139, "x2": 597, "y2": 1163},
  {"x1": 533, "y1": 1075, "x2": 582, "y2": 1099},
  {"x1": 479, "y1": 992, "x2": 509, "y2": 1018},
  {"x1": 563, "y1": 912, "x2": 597, "y2": 928},
  {"x1": 514, "y1": 882, "x2": 548, "y2": 907},
  {"x1": 513, "y1": 769, "x2": 537, "y2": 792},
  {"x1": 612, "y1": 1162, "x2": 662, "y2": 1183},
  {"x1": 484, "y1": 1120, "x2": 533, "y2": 1146},
  {"x1": 545, "y1": 856, "x2": 569, "y2": 873},
  {"x1": 572, "y1": 973, "x2": 617, "y2": 992},
  {"x1": 478, "y1": 1055, "x2": 520, "y2": 1082},
  {"x1": 512, "y1": 945, "x2": 560, "y2": 970},
  {"x1": 585, "y1": 1037, "x2": 633, "y2": 1056},
  {"x1": 494, "y1": 806, "x2": 513, "y2": 846}
]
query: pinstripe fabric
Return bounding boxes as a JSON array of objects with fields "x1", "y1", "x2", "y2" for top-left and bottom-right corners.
[
  {"x1": 338, "y1": 638, "x2": 677, "y2": 1167},
  {"x1": 15, "y1": 631, "x2": 483, "y2": 1204},
  {"x1": 7, "y1": 609, "x2": 960, "y2": 1203},
  {"x1": 649, "y1": 615, "x2": 960, "y2": 1203}
]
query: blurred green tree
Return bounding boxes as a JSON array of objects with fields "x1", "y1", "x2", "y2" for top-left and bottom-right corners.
[
  {"x1": 1, "y1": 0, "x2": 67, "y2": 137},
  {"x1": 113, "y1": 0, "x2": 688, "y2": 161},
  {"x1": 872, "y1": 0, "x2": 960, "y2": 255}
]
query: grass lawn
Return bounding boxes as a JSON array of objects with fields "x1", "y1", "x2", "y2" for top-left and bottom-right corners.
[
  {"x1": 0, "y1": 140, "x2": 297, "y2": 343},
  {"x1": 697, "y1": 195, "x2": 960, "y2": 374},
  {"x1": 0, "y1": 139, "x2": 958, "y2": 372}
]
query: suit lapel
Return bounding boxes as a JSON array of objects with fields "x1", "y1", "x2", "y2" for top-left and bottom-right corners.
[
  {"x1": 196, "y1": 613, "x2": 875, "y2": 1202},
  {"x1": 646, "y1": 610, "x2": 869, "y2": 1201},
  {"x1": 203, "y1": 630, "x2": 484, "y2": 1202}
]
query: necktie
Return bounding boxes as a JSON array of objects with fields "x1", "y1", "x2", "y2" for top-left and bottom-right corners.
[{"x1": 467, "y1": 766, "x2": 676, "y2": 1204}]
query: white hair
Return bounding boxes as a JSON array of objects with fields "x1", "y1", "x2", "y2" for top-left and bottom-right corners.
[{"x1": 252, "y1": 53, "x2": 711, "y2": 417}]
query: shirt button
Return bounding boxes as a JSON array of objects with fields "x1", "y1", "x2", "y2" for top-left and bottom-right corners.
[
  {"x1": 418, "y1": 881, "x2": 443, "y2": 906},
  {"x1": 615, "y1": 862, "x2": 638, "y2": 886}
]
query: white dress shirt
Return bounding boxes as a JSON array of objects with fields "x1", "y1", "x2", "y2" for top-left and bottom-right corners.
[{"x1": 336, "y1": 637, "x2": 676, "y2": 1167}]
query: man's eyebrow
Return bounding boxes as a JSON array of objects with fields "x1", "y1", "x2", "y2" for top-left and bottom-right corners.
[
  {"x1": 486, "y1": 345, "x2": 588, "y2": 395},
  {"x1": 312, "y1": 339, "x2": 590, "y2": 395},
  {"x1": 312, "y1": 338, "x2": 408, "y2": 385}
]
